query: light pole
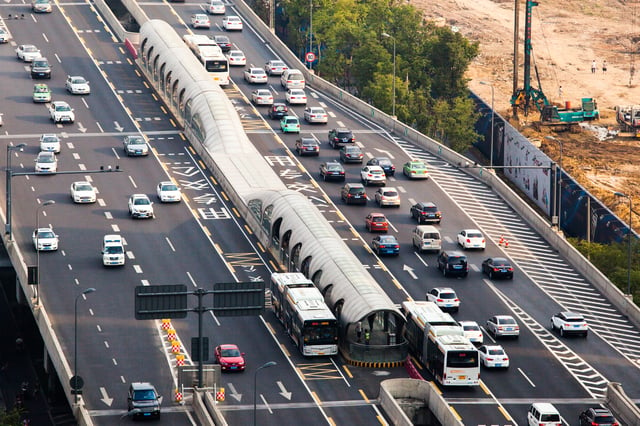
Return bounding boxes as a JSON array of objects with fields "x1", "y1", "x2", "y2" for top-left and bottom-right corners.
[
  {"x1": 545, "y1": 135, "x2": 563, "y2": 231},
  {"x1": 382, "y1": 32, "x2": 396, "y2": 119},
  {"x1": 6, "y1": 143, "x2": 26, "y2": 240},
  {"x1": 74, "y1": 287, "x2": 96, "y2": 404},
  {"x1": 480, "y1": 81, "x2": 495, "y2": 170},
  {"x1": 614, "y1": 191, "x2": 633, "y2": 296},
  {"x1": 35, "y1": 200, "x2": 55, "y2": 305},
  {"x1": 254, "y1": 361, "x2": 276, "y2": 426},
  {"x1": 308, "y1": 0, "x2": 313, "y2": 69}
]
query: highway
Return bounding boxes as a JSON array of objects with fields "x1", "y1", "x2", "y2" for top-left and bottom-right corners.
[{"x1": 1, "y1": 0, "x2": 639, "y2": 425}]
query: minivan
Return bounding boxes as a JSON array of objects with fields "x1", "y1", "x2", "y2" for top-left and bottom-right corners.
[
  {"x1": 411, "y1": 225, "x2": 441, "y2": 253},
  {"x1": 437, "y1": 250, "x2": 468, "y2": 277},
  {"x1": 102, "y1": 234, "x2": 125, "y2": 266},
  {"x1": 340, "y1": 183, "x2": 367, "y2": 205},
  {"x1": 527, "y1": 403, "x2": 561, "y2": 426},
  {"x1": 280, "y1": 69, "x2": 305, "y2": 89}
]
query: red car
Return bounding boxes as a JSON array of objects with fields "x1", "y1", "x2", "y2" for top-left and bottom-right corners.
[
  {"x1": 365, "y1": 212, "x2": 389, "y2": 232},
  {"x1": 214, "y1": 344, "x2": 246, "y2": 371}
]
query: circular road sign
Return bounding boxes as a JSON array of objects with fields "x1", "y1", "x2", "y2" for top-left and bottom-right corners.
[
  {"x1": 70, "y1": 375, "x2": 84, "y2": 391},
  {"x1": 306, "y1": 52, "x2": 316, "y2": 63}
]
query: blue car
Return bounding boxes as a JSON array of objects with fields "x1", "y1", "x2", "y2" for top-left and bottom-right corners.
[{"x1": 371, "y1": 235, "x2": 400, "y2": 256}]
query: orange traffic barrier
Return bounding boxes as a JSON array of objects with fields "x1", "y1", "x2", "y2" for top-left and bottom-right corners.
[
  {"x1": 161, "y1": 319, "x2": 171, "y2": 330},
  {"x1": 174, "y1": 388, "x2": 183, "y2": 403},
  {"x1": 167, "y1": 329, "x2": 176, "y2": 341},
  {"x1": 176, "y1": 354, "x2": 185, "y2": 367},
  {"x1": 171, "y1": 340, "x2": 181, "y2": 354},
  {"x1": 216, "y1": 387, "x2": 225, "y2": 402}
]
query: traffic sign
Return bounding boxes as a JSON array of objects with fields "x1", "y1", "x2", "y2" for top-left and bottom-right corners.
[{"x1": 305, "y1": 52, "x2": 316, "y2": 63}]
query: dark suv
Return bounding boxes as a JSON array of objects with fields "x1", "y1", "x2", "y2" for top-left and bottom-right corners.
[
  {"x1": 340, "y1": 183, "x2": 367, "y2": 205},
  {"x1": 268, "y1": 103, "x2": 288, "y2": 120},
  {"x1": 410, "y1": 202, "x2": 442, "y2": 224},
  {"x1": 579, "y1": 407, "x2": 618, "y2": 426},
  {"x1": 328, "y1": 128, "x2": 354, "y2": 148},
  {"x1": 30, "y1": 57, "x2": 51, "y2": 79},
  {"x1": 213, "y1": 35, "x2": 232, "y2": 51},
  {"x1": 295, "y1": 137, "x2": 320, "y2": 156},
  {"x1": 127, "y1": 382, "x2": 161, "y2": 419},
  {"x1": 437, "y1": 251, "x2": 468, "y2": 277}
]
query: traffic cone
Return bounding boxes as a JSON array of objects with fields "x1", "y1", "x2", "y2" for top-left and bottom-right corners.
[
  {"x1": 498, "y1": 236, "x2": 504, "y2": 246},
  {"x1": 504, "y1": 239, "x2": 509, "y2": 248}
]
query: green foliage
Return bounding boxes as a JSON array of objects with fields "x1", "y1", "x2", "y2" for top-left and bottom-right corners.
[{"x1": 0, "y1": 407, "x2": 23, "y2": 425}]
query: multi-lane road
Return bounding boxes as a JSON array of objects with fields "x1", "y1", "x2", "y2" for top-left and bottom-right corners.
[{"x1": 1, "y1": 0, "x2": 639, "y2": 425}]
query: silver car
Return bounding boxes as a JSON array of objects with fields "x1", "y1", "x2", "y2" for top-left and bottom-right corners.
[
  {"x1": 486, "y1": 315, "x2": 520, "y2": 338},
  {"x1": 303, "y1": 107, "x2": 328, "y2": 124},
  {"x1": 264, "y1": 60, "x2": 288, "y2": 76}
]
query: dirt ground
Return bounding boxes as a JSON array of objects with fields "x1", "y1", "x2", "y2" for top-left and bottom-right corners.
[{"x1": 412, "y1": 0, "x2": 640, "y2": 226}]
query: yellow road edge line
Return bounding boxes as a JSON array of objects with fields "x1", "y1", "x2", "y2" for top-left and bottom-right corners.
[
  {"x1": 342, "y1": 365, "x2": 353, "y2": 378},
  {"x1": 479, "y1": 380, "x2": 490, "y2": 395},
  {"x1": 498, "y1": 405, "x2": 513, "y2": 421},
  {"x1": 244, "y1": 224, "x2": 253, "y2": 234},
  {"x1": 375, "y1": 416, "x2": 385, "y2": 425},
  {"x1": 311, "y1": 391, "x2": 321, "y2": 405},
  {"x1": 202, "y1": 226, "x2": 211, "y2": 237},
  {"x1": 231, "y1": 207, "x2": 240, "y2": 217},
  {"x1": 256, "y1": 241, "x2": 265, "y2": 252},
  {"x1": 450, "y1": 406, "x2": 462, "y2": 421},
  {"x1": 221, "y1": 192, "x2": 229, "y2": 201},
  {"x1": 358, "y1": 389, "x2": 370, "y2": 404},
  {"x1": 198, "y1": 159, "x2": 206, "y2": 169},
  {"x1": 269, "y1": 260, "x2": 278, "y2": 271}
]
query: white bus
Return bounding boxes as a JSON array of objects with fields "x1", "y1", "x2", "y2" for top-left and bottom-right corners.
[
  {"x1": 270, "y1": 273, "x2": 338, "y2": 356},
  {"x1": 402, "y1": 301, "x2": 463, "y2": 347},
  {"x1": 182, "y1": 34, "x2": 229, "y2": 86},
  {"x1": 425, "y1": 334, "x2": 480, "y2": 386}
]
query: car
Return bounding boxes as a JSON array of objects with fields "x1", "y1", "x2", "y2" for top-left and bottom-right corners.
[
  {"x1": 0, "y1": 114, "x2": 3, "y2": 127},
  {"x1": 205, "y1": 0, "x2": 225, "y2": 14},
  {"x1": 264, "y1": 60, "x2": 288, "y2": 76},
  {"x1": 128, "y1": 194, "x2": 154, "y2": 219},
  {"x1": 280, "y1": 116, "x2": 300, "y2": 133},
  {"x1": 527, "y1": 403, "x2": 561, "y2": 426},
  {"x1": 367, "y1": 157, "x2": 395, "y2": 176},
  {"x1": 365, "y1": 212, "x2": 388, "y2": 232},
  {"x1": 481, "y1": 257, "x2": 514, "y2": 279},
  {"x1": 32, "y1": 227, "x2": 58, "y2": 251},
  {"x1": 0, "y1": 28, "x2": 11, "y2": 44},
  {"x1": 127, "y1": 382, "x2": 161, "y2": 419},
  {"x1": 280, "y1": 69, "x2": 305, "y2": 89},
  {"x1": 410, "y1": 202, "x2": 441, "y2": 224},
  {"x1": 33, "y1": 83, "x2": 52, "y2": 103},
  {"x1": 319, "y1": 161, "x2": 345, "y2": 181},
  {"x1": 16, "y1": 45, "x2": 42, "y2": 62},
  {"x1": 426, "y1": 287, "x2": 460, "y2": 313},
  {"x1": 578, "y1": 407, "x2": 619, "y2": 426},
  {"x1": 102, "y1": 234, "x2": 125, "y2": 266},
  {"x1": 374, "y1": 187, "x2": 400, "y2": 207},
  {"x1": 244, "y1": 67, "x2": 268, "y2": 84},
  {"x1": 34, "y1": 151, "x2": 57, "y2": 173},
  {"x1": 65, "y1": 75, "x2": 91, "y2": 94},
  {"x1": 339, "y1": 145, "x2": 364, "y2": 163},
  {"x1": 403, "y1": 160, "x2": 429, "y2": 179},
  {"x1": 30, "y1": 57, "x2": 51, "y2": 79},
  {"x1": 123, "y1": 135, "x2": 149, "y2": 156},
  {"x1": 458, "y1": 321, "x2": 483, "y2": 344},
  {"x1": 328, "y1": 128, "x2": 354, "y2": 148},
  {"x1": 40, "y1": 133, "x2": 61, "y2": 153},
  {"x1": 457, "y1": 229, "x2": 486, "y2": 250},
  {"x1": 303, "y1": 107, "x2": 328, "y2": 124},
  {"x1": 360, "y1": 165, "x2": 387, "y2": 186},
  {"x1": 156, "y1": 181, "x2": 181, "y2": 203},
  {"x1": 436, "y1": 250, "x2": 468, "y2": 277},
  {"x1": 295, "y1": 137, "x2": 319, "y2": 156},
  {"x1": 411, "y1": 225, "x2": 441, "y2": 253},
  {"x1": 551, "y1": 311, "x2": 589, "y2": 337},
  {"x1": 32, "y1": 0, "x2": 52, "y2": 12},
  {"x1": 226, "y1": 50, "x2": 246, "y2": 66},
  {"x1": 215, "y1": 344, "x2": 246, "y2": 371},
  {"x1": 213, "y1": 35, "x2": 232, "y2": 52},
  {"x1": 222, "y1": 15, "x2": 243, "y2": 31},
  {"x1": 478, "y1": 345, "x2": 509, "y2": 368},
  {"x1": 70, "y1": 181, "x2": 97, "y2": 204},
  {"x1": 190, "y1": 14, "x2": 211, "y2": 29},
  {"x1": 340, "y1": 183, "x2": 367, "y2": 205},
  {"x1": 268, "y1": 103, "x2": 288, "y2": 119},
  {"x1": 285, "y1": 88, "x2": 307, "y2": 105},
  {"x1": 371, "y1": 235, "x2": 400, "y2": 256},
  {"x1": 251, "y1": 89, "x2": 273, "y2": 105},
  {"x1": 49, "y1": 101, "x2": 75, "y2": 123},
  {"x1": 486, "y1": 315, "x2": 520, "y2": 338}
]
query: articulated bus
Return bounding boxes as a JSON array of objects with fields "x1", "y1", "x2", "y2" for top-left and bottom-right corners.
[
  {"x1": 425, "y1": 334, "x2": 480, "y2": 386},
  {"x1": 270, "y1": 273, "x2": 338, "y2": 356},
  {"x1": 402, "y1": 301, "x2": 464, "y2": 350},
  {"x1": 182, "y1": 34, "x2": 230, "y2": 86}
]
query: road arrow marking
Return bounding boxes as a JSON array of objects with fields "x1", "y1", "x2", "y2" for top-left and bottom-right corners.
[
  {"x1": 374, "y1": 148, "x2": 395, "y2": 159},
  {"x1": 227, "y1": 383, "x2": 242, "y2": 402},
  {"x1": 403, "y1": 264, "x2": 418, "y2": 279},
  {"x1": 99, "y1": 387, "x2": 113, "y2": 406},
  {"x1": 276, "y1": 381, "x2": 292, "y2": 400},
  {"x1": 77, "y1": 122, "x2": 87, "y2": 133},
  {"x1": 114, "y1": 121, "x2": 124, "y2": 132}
]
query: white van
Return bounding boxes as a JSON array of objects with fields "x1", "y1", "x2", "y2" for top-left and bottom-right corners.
[
  {"x1": 280, "y1": 69, "x2": 305, "y2": 90},
  {"x1": 411, "y1": 225, "x2": 441, "y2": 252},
  {"x1": 527, "y1": 403, "x2": 561, "y2": 426},
  {"x1": 102, "y1": 234, "x2": 125, "y2": 266}
]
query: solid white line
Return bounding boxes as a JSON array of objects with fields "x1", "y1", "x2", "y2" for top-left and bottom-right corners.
[
  {"x1": 165, "y1": 237, "x2": 176, "y2": 251},
  {"x1": 518, "y1": 367, "x2": 536, "y2": 387}
]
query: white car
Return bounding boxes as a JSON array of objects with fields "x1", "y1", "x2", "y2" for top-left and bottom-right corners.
[
  {"x1": 243, "y1": 68, "x2": 268, "y2": 84},
  {"x1": 457, "y1": 229, "x2": 486, "y2": 250},
  {"x1": 156, "y1": 181, "x2": 181, "y2": 203},
  {"x1": 191, "y1": 14, "x2": 210, "y2": 29},
  {"x1": 222, "y1": 15, "x2": 243, "y2": 31},
  {"x1": 0, "y1": 27, "x2": 11, "y2": 44},
  {"x1": 374, "y1": 187, "x2": 400, "y2": 207},
  {"x1": 264, "y1": 59, "x2": 288, "y2": 76},
  {"x1": 251, "y1": 89, "x2": 273, "y2": 105},
  {"x1": 65, "y1": 75, "x2": 91, "y2": 95},
  {"x1": 478, "y1": 345, "x2": 509, "y2": 368},
  {"x1": 285, "y1": 88, "x2": 307, "y2": 105},
  {"x1": 39, "y1": 134, "x2": 60, "y2": 153},
  {"x1": 486, "y1": 315, "x2": 520, "y2": 338},
  {"x1": 303, "y1": 107, "x2": 328, "y2": 124},
  {"x1": 550, "y1": 311, "x2": 588, "y2": 337},
  {"x1": 123, "y1": 135, "x2": 149, "y2": 156},
  {"x1": 16, "y1": 44, "x2": 41, "y2": 62},
  {"x1": 205, "y1": 0, "x2": 225, "y2": 14},
  {"x1": 128, "y1": 194, "x2": 154, "y2": 219},
  {"x1": 226, "y1": 50, "x2": 246, "y2": 66},
  {"x1": 70, "y1": 181, "x2": 97, "y2": 203},
  {"x1": 426, "y1": 287, "x2": 460, "y2": 313},
  {"x1": 49, "y1": 101, "x2": 75, "y2": 123},
  {"x1": 34, "y1": 151, "x2": 58, "y2": 173},
  {"x1": 32, "y1": 227, "x2": 58, "y2": 251},
  {"x1": 360, "y1": 166, "x2": 387, "y2": 186},
  {"x1": 458, "y1": 321, "x2": 483, "y2": 344}
]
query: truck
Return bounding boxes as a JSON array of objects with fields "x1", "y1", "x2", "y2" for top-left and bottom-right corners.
[{"x1": 615, "y1": 105, "x2": 640, "y2": 138}]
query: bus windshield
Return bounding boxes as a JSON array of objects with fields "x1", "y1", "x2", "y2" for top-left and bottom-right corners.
[
  {"x1": 446, "y1": 350, "x2": 478, "y2": 368},
  {"x1": 205, "y1": 60, "x2": 228, "y2": 73},
  {"x1": 303, "y1": 322, "x2": 337, "y2": 345}
]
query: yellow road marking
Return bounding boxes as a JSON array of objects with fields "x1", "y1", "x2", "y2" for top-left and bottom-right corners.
[{"x1": 359, "y1": 389, "x2": 370, "y2": 404}]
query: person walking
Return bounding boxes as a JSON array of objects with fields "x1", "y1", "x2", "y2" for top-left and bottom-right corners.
[
  {"x1": 356, "y1": 321, "x2": 362, "y2": 342},
  {"x1": 364, "y1": 329, "x2": 371, "y2": 345},
  {"x1": 591, "y1": 60, "x2": 597, "y2": 74},
  {"x1": 602, "y1": 60, "x2": 608, "y2": 73},
  {"x1": 558, "y1": 85, "x2": 563, "y2": 99}
]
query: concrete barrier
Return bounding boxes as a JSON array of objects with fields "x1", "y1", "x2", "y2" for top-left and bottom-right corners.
[{"x1": 605, "y1": 382, "x2": 640, "y2": 426}]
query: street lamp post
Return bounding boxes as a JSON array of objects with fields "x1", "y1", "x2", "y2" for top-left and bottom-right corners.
[
  {"x1": 545, "y1": 136, "x2": 563, "y2": 231},
  {"x1": 253, "y1": 361, "x2": 276, "y2": 426},
  {"x1": 308, "y1": 0, "x2": 313, "y2": 69},
  {"x1": 480, "y1": 81, "x2": 495, "y2": 170},
  {"x1": 382, "y1": 32, "x2": 396, "y2": 118},
  {"x1": 614, "y1": 191, "x2": 633, "y2": 296},
  {"x1": 35, "y1": 200, "x2": 55, "y2": 305},
  {"x1": 74, "y1": 288, "x2": 96, "y2": 404},
  {"x1": 6, "y1": 143, "x2": 26, "y2": 240}
]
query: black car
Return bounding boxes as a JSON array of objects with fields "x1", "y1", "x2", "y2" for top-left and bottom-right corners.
[
  {"x1": 340, "y1": 183, "x2": 367, "y2": 205},
  {"x1": 319, "y1": 161, "x2": 346, "y2": 181},
  {"x1": 328, "y1": 128, "x2": 354, "y2": 148},
  {"x1": 268, "y1": 103, "x2": 288, "y2": 120},
  {"x1": 295, "y1": 137, "x2": 320, "y2": 156},
  {"x1": 367, "y1": 157, "x2": 395, "y2": 176},
  {"x1": 339, "y1": 145, "x2": 363, "y2": 163},
  {"x1": 437, "y1": 251, "x2": 468, "y2": 277},
  {"x1": 579, "y1": 407, "x2": 618, "y2": 426},
  {"x1": 410, "y1": 202, "x2": 442, "y2": 224},
  {"x1": 481, "y1": 257, "x2": 514, "y2": 279},
  {"x1": 213, "y1": 35, "x2": 232, "y2": 52},
  {"x1": 30, "y1": 57, "x2": 51, "y2": 79}
]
